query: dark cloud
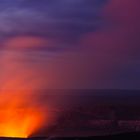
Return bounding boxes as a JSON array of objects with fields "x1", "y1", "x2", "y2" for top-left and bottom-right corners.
[
  {"x1": 0, "y1": 0, "x2": 107, "y2": 46},
  {"x1": 0, "y1": 0, "x2": 139, "y2": 89}
]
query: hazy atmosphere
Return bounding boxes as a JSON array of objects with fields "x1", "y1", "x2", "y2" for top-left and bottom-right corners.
[
  {"x1": 0, "y1": 0, "x2": 140, "y2": 138},
  {"x1": 0, "y1": 0, "x2": 140, "y2": 89}
]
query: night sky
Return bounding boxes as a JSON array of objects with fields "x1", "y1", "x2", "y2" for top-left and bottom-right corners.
[
  {"x1": 0, "y1": 0, "x2": 140, "y2": 138},
  {"x1": 0, "y1": 0, "x2": 140, "y2": 89}
]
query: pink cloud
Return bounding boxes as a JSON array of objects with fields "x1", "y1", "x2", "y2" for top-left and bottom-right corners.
[
  {"x1": 3, "y1": 36, "x2": 48, "y2": 49},
  {"x1": 45, "y1": 0, "x2": 140, "y2": 89},
  {"x1": 1, "y1": 0, "x2": 140, "y2": 89}
]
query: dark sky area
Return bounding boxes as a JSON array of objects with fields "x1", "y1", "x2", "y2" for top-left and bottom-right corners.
[{"x1": 0, "y1": 0, "x2": 140, "y2": 89}]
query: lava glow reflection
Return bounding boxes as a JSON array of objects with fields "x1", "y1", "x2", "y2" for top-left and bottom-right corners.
[{"x1": 0, "y1": 93, "x2": 46, "y2": 138}]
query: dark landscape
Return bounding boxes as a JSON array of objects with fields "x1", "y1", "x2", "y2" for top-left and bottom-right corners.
[
  {"x1": 25, "y1": 90, "x2": 140, "y2": 138},
  {"x1": 0, "y1": 90, "x2": 139, "y2": 139},
  {"x1": 1, "y1": 132, "x2": 140, "y2": 140}
]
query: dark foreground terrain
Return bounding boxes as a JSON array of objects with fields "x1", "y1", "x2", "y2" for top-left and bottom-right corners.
[{"x1": 0, "y1": 132, "x2": 140, "y2": 140}]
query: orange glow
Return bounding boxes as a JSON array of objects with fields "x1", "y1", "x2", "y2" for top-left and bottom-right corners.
[
  {"x1": 0, "y1": 35, "x2": 49, "y2": 138},
  {"x1": 0, "y1": 93, "x2": 46, "y2": 138}
]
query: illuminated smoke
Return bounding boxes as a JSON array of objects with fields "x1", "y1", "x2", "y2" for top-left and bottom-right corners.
[{"x1": 0, "y1": 36, "x2": 49, "y2": 138}]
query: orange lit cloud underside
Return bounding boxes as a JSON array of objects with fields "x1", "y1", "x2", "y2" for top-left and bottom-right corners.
[{"x1": 4, "y1": 36, "x2": 48, "y2": 49}]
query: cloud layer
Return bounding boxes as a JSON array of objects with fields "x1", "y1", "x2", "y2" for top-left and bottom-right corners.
[{"x1": 0, "y1": 0, "x2": 140, "y2": 89}]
